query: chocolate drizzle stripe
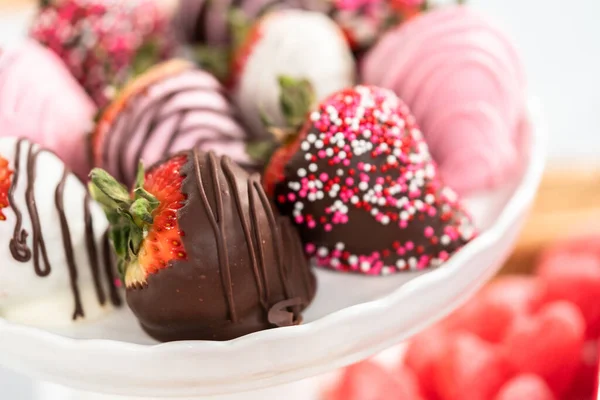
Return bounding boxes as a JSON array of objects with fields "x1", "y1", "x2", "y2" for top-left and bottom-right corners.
[
  {"x1": 253, "y1": 180, "x2": 291, "y2": 299},
  {"x1": 133, "y1": 106, "x2": 239, "y2": 177},
  {"x1": 191, "y1": 148, "x2": 237, "y2": 322},
  {"x1": 102, "y1": 232, "x2": 122, "y2": 307},
  {"x1": 293, "y1": 220, "x2": 314, "y2": 299},
  {"x1": 84, "y1": 192, "x2": 106, "y2": 306},
  {"x1": 55, "y1": 168, "x2": 84, "y2": 319},
  {"x1": 121, "y1": 90, "x2": 183, "y2": 180},
  {"x1": 162, "y1": 111, "x2": 188, "y2": 155},
  {"x1": 247, "y1": 175, "x2": 271, "y2": 302},
  {"x1": 8, "y1": 139, "x2": 31, "y2": 261},
  {"x1": 103, "y1": 85, "x2": 212, "y2": 178},
  {"x1": 25, "y1": 143, "x2": 52, "y2": 277},
  {"x1": 222, "y1": 158, "x2": 268, "y2": 311},
  {"x1": 115, "y1": 85, "x2": 233, "y2": 184},
  {"x1": 282, "y1": 218, "x2": 301, "y2": 317},
  {"x1": 8, "y1": 139, "x2": 121, "y2": 320},
  {"x1": 280, "y1": 218, "x2": 306, "y2": 319},
  {"x1": 211, "y1": 153, "x2": 236, "y2": 322}
]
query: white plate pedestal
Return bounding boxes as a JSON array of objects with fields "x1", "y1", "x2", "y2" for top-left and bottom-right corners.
[
  {"x1": 34, "y1": 379, "x2": 322, "y2": 400},
  {"x1": 0, "y1": 101, "x2": 546, "y2": 400}
]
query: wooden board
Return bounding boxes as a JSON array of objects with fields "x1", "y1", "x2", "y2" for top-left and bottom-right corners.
[
  {"x1": 0, "y1": 0, "x2": 33, "y2": 10},
  {"x1": 503, "y1": 166, "x2": 600, "y2": 274}
]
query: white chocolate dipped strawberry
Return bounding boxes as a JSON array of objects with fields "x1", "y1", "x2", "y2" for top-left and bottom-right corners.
[
  {"x1": 0, "y1": 137, "x2": 121, "y2": 327},
  {"x1": 230, "y1": 9, "x2": 356, "y2": 139}
]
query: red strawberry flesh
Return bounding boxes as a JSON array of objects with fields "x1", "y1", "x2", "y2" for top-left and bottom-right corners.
[
  {"x1": 138, "y1": 154, "x2": 188, "y2": 276},
  {"x1": 263, "y1": 131, "x2": 304, "y2": 197},
  {"x1": 228, "y1": 18, "x2": 264, "y2": 88},
  {"x1": 501, "y1": 301, "x2": 585, "y2": 395},
  {"x1": 0, "y1": 156, "x2": 13, "y2": 221}
]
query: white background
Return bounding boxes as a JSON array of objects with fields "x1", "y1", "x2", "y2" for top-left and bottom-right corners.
[{"x1": 0, "y1": 0, "x2": 599, "y2": 398}]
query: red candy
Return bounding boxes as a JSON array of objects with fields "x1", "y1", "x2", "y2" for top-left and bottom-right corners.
[
  {"x1": 329, "y1": 234, "x2": 600, "y2": 400},
  {"x1": 444, "y1": 276, "x2": 545, "y2": 342},
  {"x1": 501, "y1": 301, "x2": 585, "y2": 395},
  {"x1": 395, "y1": 365, "x2": 427, "y2": 400},
  {"x1": 538, "y1": 250, "x2": 600, "y2": 338},
  {"x1": 434, "y1": 333, "x2": 512, "y2": 400},
  {"x1": 326, "y1": 360, "x2": 423, "y2": 400},
  {"x1": 404, "y1": 326, "x2": 449, "y2": 399},
  {"x1": 495, "y1": 375, "x2": 555, "y2": 400},
  {"x1": 563, "y1": 340, "x2": 599, "y2": 400}
]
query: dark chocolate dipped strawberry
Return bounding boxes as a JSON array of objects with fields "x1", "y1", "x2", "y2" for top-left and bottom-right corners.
[
  {"x1": 262, "y1": 84, "x2": 476, "y2": 275},
  {"x1": 89, "y1": 150, "x2": 316, "y2": 341}
]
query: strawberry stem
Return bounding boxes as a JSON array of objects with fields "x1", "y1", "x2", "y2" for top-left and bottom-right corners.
[
  {"x1": 247, "y1": 75, "x2": 315, "y2": 165},
  {"x1": 193, "y1": 45, "x2": 231, "y2": 83},
  {"x1": 89, "y1": 164, "x2": 159, "y2": 282},
  {"x1": 278, "y1": 75, "x2": 315, "y2": 129}
]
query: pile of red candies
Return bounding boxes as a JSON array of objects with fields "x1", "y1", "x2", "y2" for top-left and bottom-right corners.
[{"x1": 326, "y1": 235, "x2": 600, "y2": 400}]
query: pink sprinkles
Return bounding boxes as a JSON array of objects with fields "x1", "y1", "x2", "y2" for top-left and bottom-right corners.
[
  {"x1": 30, "y1": 0, "x2": 174, "y2": 108},
  {"x1": 276, "y1": 86, "x2": 476, "y2": 275}
]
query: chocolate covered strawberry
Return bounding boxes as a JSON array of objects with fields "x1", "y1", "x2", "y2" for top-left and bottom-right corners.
[
  {"x1": 89, "y1": 150, "x2": 316, "y2": 341},
  {"x1": 264, "y1": 84, "x2": 476, "y2": 275},
  {"x1": 93, "y1": 59, "x2": 259, "y2": 188},
  {"x1": 30, "y1": 0, "x2": 177, "y2": 108},
  {"x1": 0, "y1": 137, "x2": 121, "y2": 326},
  {"x1": 175, "y1": 0, "x2": 397, "y2": 55},
  {"x1": 230, "y1": 10, "x2": 355, "y2": 138}
]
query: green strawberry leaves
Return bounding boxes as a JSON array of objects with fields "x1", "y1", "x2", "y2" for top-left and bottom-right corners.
[
  {"x1": 248, "y1": 75, "x2": 316, "y2": 165},
  {"x1": 278, "y1": 75, "x2": 315, "y2": 129},
  {"x1": 89, "y1": 163, "x2": 159, "y2": 282},
  {"x1": 193, "y1": 45, "x2": 231, "y2": 83},
  {"x1": 193, "y1": 7, "x2": 253, "y2": 83}
]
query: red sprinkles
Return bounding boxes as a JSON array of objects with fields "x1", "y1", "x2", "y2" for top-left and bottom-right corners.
[{"x1": 30, "y1": 0, "x2": 174, "y2": 108}]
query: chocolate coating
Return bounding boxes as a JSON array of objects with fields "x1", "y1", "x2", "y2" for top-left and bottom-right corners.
[
  {"x1": 127, "y1": 150, "x2": 316, "y2": 341},
  {"x1": 272, "y1": 86, "x2": 476, "y2": 275}
]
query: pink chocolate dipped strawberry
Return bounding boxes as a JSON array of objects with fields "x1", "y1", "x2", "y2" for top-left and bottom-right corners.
[
  {"x1": 30, "y1": 0, "x2": 176, "y2": 108},
  {"x1": 0, "y1": 40, "x2": 97, "y2": 180},
  {"x1": 264, "y1": 84, "x2": 475, "y2": 275},
  {"x1": 93, "y1": 60, "x2": 259, "y2": 188}
]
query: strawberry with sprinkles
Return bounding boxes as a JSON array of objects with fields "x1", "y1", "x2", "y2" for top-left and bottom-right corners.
[
  {"x1": 263, "y1": 84, "x2": 476, "y2": 275},
  {"x1": 30, "y1": 0, "x2": 176, "y2": 109}
]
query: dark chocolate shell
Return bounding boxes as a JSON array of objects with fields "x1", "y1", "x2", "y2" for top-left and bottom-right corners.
[{"x1": 127, "y1": 150, "x2": 316, "y2": 341}]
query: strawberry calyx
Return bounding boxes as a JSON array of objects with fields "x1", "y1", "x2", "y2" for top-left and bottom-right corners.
[
  {"x1": 247, "y1": 75, "x2": 315, "y2": 164},
  {"x1": 0, "y1": 156, "x2": 13, "y2": 221},
  {"x1": 194, "y1": 8, "x2": 254, "y2": 84},
  {"x1": 262, "y1": 133, "x2": 304, "y2": 197},
  {"x1": 89, "y1": 163, "x2": 159, "y2": 287}
]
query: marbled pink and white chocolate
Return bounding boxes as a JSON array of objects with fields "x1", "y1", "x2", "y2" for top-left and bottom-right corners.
[
  {"x1": 362, "y1": 6, "x2": 526, "y2": 194},
  {"x1": 0, "y1": 138, "x2": 121, "y2": 327},
  {"x1": 233, "y1": 10, "x2": 356, "y2": 138},
  {"x1": 0, "y1": 40, "x2": 97, "y2": 181},
  {"x1": 95, "y1": 64, "x2": 256, "y2": 187}
]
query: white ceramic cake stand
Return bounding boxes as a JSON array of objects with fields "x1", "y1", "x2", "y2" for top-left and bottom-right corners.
[{"x1": 0, "y1": 100, "x2": 546, "y2": 400}]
